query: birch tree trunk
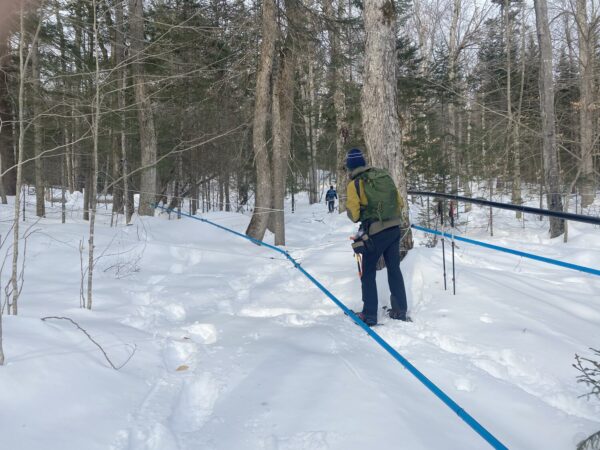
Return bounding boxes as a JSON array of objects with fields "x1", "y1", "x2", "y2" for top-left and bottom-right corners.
[
  {"x1": 86, "y1": 0, "x2": 101, "y2": 310},
  {"x1": 31, "y1": 34, "x2": 45, "y2": 218},
  {"x1": 11, "y1": 7, "x2": 40, "y2": 315},
  {"x1": 245, "y1": 0, "x2": 276, "y2": 241},
  {"x1": 576, "y1": 0, "x2": 596, "y2": 207},
  {"x1": 533, "y1": 0, "x2": 564, "y2": 237},
  {"x1": 272, "y1": 2, "x2": 297, "y2": 246},
  {"x1": 361, "y1": 0, "x2": 413, "y2": 253},
  {"x1": 130, "y1": 0, "x2": 158, "y2": 216}
]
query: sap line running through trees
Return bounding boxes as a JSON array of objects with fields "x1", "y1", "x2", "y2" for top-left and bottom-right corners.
[{"x1": 408, "y1": 191, "x2": 600, "y2": 296}]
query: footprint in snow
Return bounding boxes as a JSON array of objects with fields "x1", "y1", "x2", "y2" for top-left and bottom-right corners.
[
  {"x1": 274, "y1": 314, "x2": 315, "y2": 327},
  {"x1": 162, "y1": 302, "x2": 187, "y2": 322},
  {"x1": 162, "y1": 339, "x2": 198, "y2": 370},
  {"x1": 181, "y1": 323, "x2": 218, "y2": 345},
  {"x1": 261, "y1": 431, "x2": 332, "y2": 450},
  {"x1": 170, "y1": 373, "x2": 221, "y2": 433},
  {"x1": 128, "y1": 422, "x2": 180, "y2": 450}
]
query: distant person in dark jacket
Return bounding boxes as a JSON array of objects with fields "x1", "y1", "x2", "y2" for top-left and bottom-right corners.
[
  {"x1": 325, "y1": 186, "x2": 337, "y2": 213},
  {"x1": 345, "y1": 148, "x2": 410, "y2": 326}
]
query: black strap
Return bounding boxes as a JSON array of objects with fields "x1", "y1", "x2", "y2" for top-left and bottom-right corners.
[{"x1": 354, "y1": 178, "x2": 361, "y2": 200}]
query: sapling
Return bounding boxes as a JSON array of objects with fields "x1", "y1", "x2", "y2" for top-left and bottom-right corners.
[{"x1": 574, "y1": 349, "x2": 600, "y2": 450}]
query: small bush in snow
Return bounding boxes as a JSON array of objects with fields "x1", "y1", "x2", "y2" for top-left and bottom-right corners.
[
  {"x1": 574, "y1": 349, "x2": 600, "y2": 450},
  {"x1": 574, "y1": 348, "x2": 600, "y2": 401}
]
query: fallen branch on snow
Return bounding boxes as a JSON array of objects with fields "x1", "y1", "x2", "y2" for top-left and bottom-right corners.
[{"x1": 41, "y1": 316, "x2": 136, "y2": 370}]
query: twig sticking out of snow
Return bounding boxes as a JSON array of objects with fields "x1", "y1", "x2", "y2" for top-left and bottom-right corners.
[
  {"x1": 40, "y1": 316, "x2": 136, "y2": 370},
  {"x1": 574, "y1": 348, "x2": 600, "y2": 400}
]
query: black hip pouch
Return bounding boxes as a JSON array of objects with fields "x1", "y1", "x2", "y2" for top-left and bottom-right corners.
[{"x1": 352, "y1": 233, "x2": 374, "y2": 254}]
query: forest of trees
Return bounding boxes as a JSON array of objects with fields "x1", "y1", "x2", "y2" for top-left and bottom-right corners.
[{"x1": 0, "y1": 0, "x2": 598, "y2": 262}]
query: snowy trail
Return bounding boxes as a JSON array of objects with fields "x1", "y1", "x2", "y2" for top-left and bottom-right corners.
[
  {"x1": 1, "y1": 196, "x2": 599, "y2": 450},
  {"x1": 113, "y1": 209, "x2": 598, "y2": 450}
]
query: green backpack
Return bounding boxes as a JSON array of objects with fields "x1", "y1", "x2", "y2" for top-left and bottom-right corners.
[{"x1": 355, "y1": 168, "x2": 400, "y2": 223}]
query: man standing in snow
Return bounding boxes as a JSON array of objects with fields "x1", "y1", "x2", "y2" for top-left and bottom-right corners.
[
  {"x1": 325, "y1": 185, "x2": 337, "y2": 213},
  {"x1": 345, "y1": 148, "x2": 410, "y2": 326}
]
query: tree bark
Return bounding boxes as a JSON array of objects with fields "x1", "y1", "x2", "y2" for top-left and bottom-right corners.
[
  {"x1": 86, "y1": 0, "x2": 101, "y2": 310},
  {"x1": 503, "y1": 0, "x2": 521, "y2": 217},
  {"x1": 129, "y1": 0, "x2": 158, "y2": 216},
  {"x1": 245, "y1": 0, "x2": 277, "y2": 241},
  {"x1": 272, "y1": 2, "x2": 297, "y2": 246},
  {"x1": 0, "y1": 36, "x2": 16, "y2": 197},
  {"x1": 31, "y1": 34, "x2": 45, "y2": 218},
  {"x1": 447, "y1": 0, "x2": 460, "y2": 195},
  {"x1": 301, "y1": 56, "x2": 320, "y2": 205},
  {"x1": 112, "y1": 0, "x2": 128, "y2": 222},
  {"x1": 11, "y1": 7, "x2": 40, "y2": 315},
  {"x1": 325, "y1": 0, "x2": 349, "y2": 213},
  {"x1": 576, "y1": 0, "x2": 596, "y2": 207},
  {"x1": 533, "y1": 0, "x2": 564, "y2": 237},
  {"x1": 361, "y1": 0, "x2": 413, "y2": 252}
]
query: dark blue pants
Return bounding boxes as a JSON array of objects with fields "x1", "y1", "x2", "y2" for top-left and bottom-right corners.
[
  {"x1": 361, "y1": 226, "x2": 408, "y2": 324},
  {"x1": 328, "y1": 201, "x2": 335, "y2": 212}
]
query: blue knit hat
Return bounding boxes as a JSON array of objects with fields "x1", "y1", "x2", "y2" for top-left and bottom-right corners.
[{"x1": 346, "y1": 148, "x2": 366, "y2": 170}]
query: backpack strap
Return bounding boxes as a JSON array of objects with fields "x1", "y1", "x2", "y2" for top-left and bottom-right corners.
[
  {"x1": 354, "y1": 178, "x2": 361, "y2": 201},
  {"x1": 354, "y1": 176, "x2": 370, "y2": 231}
]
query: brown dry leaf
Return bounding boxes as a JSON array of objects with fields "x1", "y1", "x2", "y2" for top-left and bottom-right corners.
[{"x1": 175, "y1": 365, "x2": 189, "y2": 372}]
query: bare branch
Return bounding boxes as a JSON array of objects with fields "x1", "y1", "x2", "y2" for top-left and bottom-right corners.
[{"x1": 40, "y1": 316, "x2": 136, "y2": 370}]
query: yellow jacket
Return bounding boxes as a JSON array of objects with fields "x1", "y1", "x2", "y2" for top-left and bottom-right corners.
[{"x1": 345, "y1": 166, "x2": 404, "y2": 235}]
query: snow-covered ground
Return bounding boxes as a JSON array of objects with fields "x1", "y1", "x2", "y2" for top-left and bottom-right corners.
[{"x1": 0, "y1": 191, "x2": 599, "y2": 450}]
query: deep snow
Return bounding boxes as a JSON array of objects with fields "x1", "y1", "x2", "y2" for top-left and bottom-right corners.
[{"x1": 0, "y1": 191, "x2": 599, "y2": 450}]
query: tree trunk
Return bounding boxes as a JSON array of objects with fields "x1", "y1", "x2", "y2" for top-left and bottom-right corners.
[
  {"x1": 111, "y1": 3, "x2": 124, "y2": 220},
  {"x1": 503, "y1": 0, "x2": 521, "y2": 217},
  {"x1": 0, "y1": 36, "x2": 16, "y2": 197},
  {"x1": 130, "y1": 0, "x2": 158, "y2": 216},
  {"x1": 83, "y1": 162, "x2": 91, "y2": 221},
  {"x1": 86, "y1": 0, "x2": 101, "y2": 310},
  {"x1": 462, "y1": 107, "x2": 472, "y2": 211},
  {"x1": 533, "y1": 0, "x2": 564, "y2": 237},
  {"x1": 301, "y1": 57, "x2": 320, "y2": 205},
  {"x1": 325, "y1": 0, "x2": 349, "y2": 213},
  {"x1": 272, "y1": 4, "x2": 296, "y2": 246},
  {"x1": 245, "y1": 0, "x2": 276, "y2": 241},
  {"x1": 309, "y1": 61, "x2": 322, "y2": 205},
  {"x1": 31, "y1": 34, "x2": 45, "y2": 218},
  {"x1": 576, "y1": 0, "x2": 596, "y2": 207},
  {"x1": 225, "y1": 173, "x2": 231, "y2": 212},
  {"x1": 512, "y1": 0, "x2": 526, "y2": 218},
  {"x1": 117, "y1": 2, "x2": 130, "y2": 224},
  {"x1": 361, "y1": 0, "x2": 413, "y2": 253},
  {"x1": 11, "y1": 7, "x2": 40, "y2": 315},
  {"x1": 447, "y1": 0, "x2": 460, "y2": 195}
]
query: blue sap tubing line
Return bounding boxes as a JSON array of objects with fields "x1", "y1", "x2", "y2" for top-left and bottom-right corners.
[
  {"x1": 155, "y1": 205, "x2": 508, "y2": 450},
  {"x1": 412, "y1": 224, "x2": 600, "y2": 277}
]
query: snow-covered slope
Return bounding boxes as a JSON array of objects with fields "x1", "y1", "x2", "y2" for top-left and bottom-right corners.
[{"x1": 0, "y1": 193, "x2": 598, "y2": 450}]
